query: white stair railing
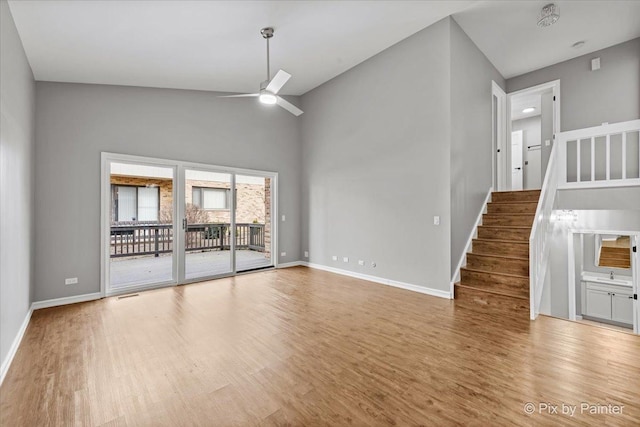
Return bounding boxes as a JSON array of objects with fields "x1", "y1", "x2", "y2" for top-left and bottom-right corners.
[
  {"x1": 557, "y1": 119, "x2": 640, "y2": 189},
  {"x1": 530, "y1": 119, "x2": 640, "y2": 319},
  {"x1": 529, "y1": 142, "x2": 559, "y2": 319}
]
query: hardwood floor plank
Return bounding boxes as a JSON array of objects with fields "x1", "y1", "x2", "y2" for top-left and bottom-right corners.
[{"x1": 1, "y1": 267, "x2": 639, "y2": 426}]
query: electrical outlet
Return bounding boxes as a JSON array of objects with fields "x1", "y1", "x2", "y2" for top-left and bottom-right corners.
[
  {"x1": 433, "y1": 216, "x2": 440, "y2": 225},
  {"x1": 304, "y1": 251, "x2": 309, "y2": 258},
  {"x1": 332, "y1": 255, "x2": 338, "y2": 261},
  {"x1": 371, "y1": 261, "x2": 377, "y2": 268},
  {"x1": 281, "y1": 214, "x2": 286, "y2": 222},
  {"x1": 358, "y1": 260, "x2": 364, "y2": 266},
  {"x1": 65, "y1": 277, "x2": 78, "y2": 285},
  {"x1": 343, "y1": 257, "x2": 349, "y2": 263},
  {"x1": 280, "y1": 252, "x2": 286, "y2": 257}
]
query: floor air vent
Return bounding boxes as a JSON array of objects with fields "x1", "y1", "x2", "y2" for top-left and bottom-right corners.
[{"x1": 117, "y1": 293, "x2": 140, "y2": 300}]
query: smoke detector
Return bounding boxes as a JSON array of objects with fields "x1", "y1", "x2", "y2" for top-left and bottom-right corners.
[{"x1": 537, "y1": 3, "x2": 560, "y2": 27}]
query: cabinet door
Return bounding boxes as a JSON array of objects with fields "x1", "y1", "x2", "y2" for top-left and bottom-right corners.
[
  {"x1": 611, "y1": 293, "x2": 633, "y2": 325},
  {"x1": 585, "y1": 288, "x2": 612, "y2": 320}
]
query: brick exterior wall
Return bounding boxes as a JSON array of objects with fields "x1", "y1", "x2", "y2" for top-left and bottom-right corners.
[{"x1": 110, "y1": 176, "x2": 271, "y2": 255}]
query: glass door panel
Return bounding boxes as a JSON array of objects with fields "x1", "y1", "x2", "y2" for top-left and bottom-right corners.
[
  {"x1": 109, "y1": 162, "x2": 175, "y2": 291},
  {"x1": 184, "y1": 169, "x2": 233, "y2": 280},
  {"x1": 235, "y1": 174, "x2": 273, "y2": 272}
]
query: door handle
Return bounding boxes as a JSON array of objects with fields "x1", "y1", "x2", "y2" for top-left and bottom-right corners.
[
  {"x1": 514, "y1": 167, "x2": 522, "y2": 170},
  {"x1": 182, "y1": 218, "x2": 187, "y2": 230}
]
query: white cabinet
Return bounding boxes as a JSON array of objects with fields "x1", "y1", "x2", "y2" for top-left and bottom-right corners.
[
  {"x1": 611, "y1": 293, "x2": 634, "y2": 325},
  {"x1": 582, "y1": 281, "x2": 633, "y2": 326},
  {"x1": 585, "y1": 288, "x2": 612, "y2": 319}
]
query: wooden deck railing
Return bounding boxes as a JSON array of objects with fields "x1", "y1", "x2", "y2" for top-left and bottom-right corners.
[{"x1": 110, "y1": 223, "x2": 265, "y2": 258}]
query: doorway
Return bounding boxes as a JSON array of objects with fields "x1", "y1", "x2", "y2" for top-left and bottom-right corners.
[
  {"x1": 568, "y1": 231, "x2": 639, "y2": 335},
  {"x1": 101, "y1": 153, "x2": 277, "y2": 296},
  {"x1": 500, "y1": 80, "x2": 560, "y2": 191}
]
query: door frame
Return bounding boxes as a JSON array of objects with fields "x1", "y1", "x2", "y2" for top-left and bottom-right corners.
[
  {"x1": 491, "y1": 81, "x2": 507, "y2": 191},
  {"x1": 567, "y1": 229, "x2": 639, "y2": 334},
  {"x1": 506, "y1": 79, "x2": 560, "y2": 190},
  {"x1": 100, "y1": 152, "x2": 278, "y2": 297}
]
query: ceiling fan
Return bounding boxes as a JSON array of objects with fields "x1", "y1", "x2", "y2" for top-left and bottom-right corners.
[{"x1": 220, "y1": 27, "x2": 303, "y2": 116}]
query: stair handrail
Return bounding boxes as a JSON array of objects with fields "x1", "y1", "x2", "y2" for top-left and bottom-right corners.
[{"x1": 529, "y1": 141, "x2": 559, "y2": 320}]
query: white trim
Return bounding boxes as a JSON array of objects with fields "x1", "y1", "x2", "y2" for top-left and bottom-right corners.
[
  {"x1": 301, "y1": 262, "x2": 451, "y2": 299},
  {"x1": 507, "y1": 79, "x2": 560, "y2": 191},
  {"x1": 31, "y1": 292, "x2": 102, "y2": 310},
  {"x1": 0, "y1": 308, "x2": 33, "y2": 386},
  {"x1": 492, "y1": 81, "x2": 507, "y2": 191},
  {"x1": 450, "y1": 187, "x2": 492, "y2": 296},
  {"x1": 567, "y1": 230, "x2": 640, "y2": 335},
  {"x1": 277, "y1": 261, "x2": 303, "y2": 269},
  {"x1": 101, "y1": 152, "x2": 279, "y2": 291},
  {"x1": 568, "y1": 233, "x2": 576, "y2": 321}
]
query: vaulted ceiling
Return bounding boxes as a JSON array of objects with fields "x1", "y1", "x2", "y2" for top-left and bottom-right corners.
[{"x1": 8, "y1": 1, "x2": 640, "y2": 95}]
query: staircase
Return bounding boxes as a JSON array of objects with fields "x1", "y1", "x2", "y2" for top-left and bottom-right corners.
[{"x1": 454, "y1": 189, "x2": 541, "y2": 317}]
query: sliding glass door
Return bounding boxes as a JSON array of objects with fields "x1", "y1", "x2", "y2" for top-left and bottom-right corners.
[
  {"x1": 234, "y1": 174, "x2": 274, "y2": 272},
  {"x1": 107, "y1": 160, "x2": 177, "y2": 293},
  {"x1": 183, "y1": 168, "x2": 233, "y2": 280},
  {"x1": 103, "y1": 153, "x2": 277, "y2": 295}
]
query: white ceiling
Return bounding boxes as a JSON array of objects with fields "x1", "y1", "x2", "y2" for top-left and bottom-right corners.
[
  {"x1": 510, "y1": 92, "x2": 543, "y2": 122},
  {"x1": 7, "y1": 0, "x2": 474, "y2": 96},
  {"x1": 454, "y1": 1, "x2": 640, "y2": 79},
  {"x1": 8, "y1": 1, "x2": 640, "y2": 94}
]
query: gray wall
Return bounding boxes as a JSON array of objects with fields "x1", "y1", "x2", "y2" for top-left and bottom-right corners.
[
  {"x1": 34, "y1": 82, "x2": 302, "y2": 301},
  {"x1": 557, "y1": 187, "x2": 640, "y2": 210},
  {"x1": 300, "y1": 19, "x2": 452, "y2": 290},
  {"x1": 449, "y1": 18, "x2": 505, "y2": 276},
  {"x1": 507, "y1": 38, "x2": 640, "y2": 131},
  {"x1": 511, "y1": 116, "x2": 541, "y2": 190},
  {"x1": 0, "y1": 0, "x2": 35, "y2": 369}
]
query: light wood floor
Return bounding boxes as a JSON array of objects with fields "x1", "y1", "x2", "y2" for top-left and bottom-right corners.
[{"x1": 1, "y1": 267, "x2": 639, "y2": 426}]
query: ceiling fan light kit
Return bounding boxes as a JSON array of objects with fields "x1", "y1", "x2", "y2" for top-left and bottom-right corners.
[{"x1": 219, "y1": 27, "x2": 304, "y2": 116}]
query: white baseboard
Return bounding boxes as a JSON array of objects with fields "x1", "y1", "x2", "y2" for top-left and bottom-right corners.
[
  {"x1": 301, "y1": 262, "x2": 451, "y2": 299},
  {"x1": 450, "y1": 187, "x2": 493, "y2": 296},
  {"x1": 0, "y1": 307, "x2": 33, "y2": 386},
  {"x1": 277, "y1": 261, "x2": 304, "y2": 269},
  {"x1": 31, "y1": 292, "x2": 102, "y2": 310}
]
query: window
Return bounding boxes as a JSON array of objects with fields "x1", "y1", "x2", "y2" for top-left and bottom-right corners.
[
  {"x1": 192, "y1": 187, "x2": 229, "y2": 210},
  {"x1": 112, "y1": 185, "x2": 159, "y2": 222}
]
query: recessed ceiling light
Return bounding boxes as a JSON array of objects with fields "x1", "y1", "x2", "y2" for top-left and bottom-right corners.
[
  {"x1": 572, "y1": 41, "x2": 585, "y2": 49},
  {"x1": 522, "y1": 107, "x2": 536, "y2": 113}
]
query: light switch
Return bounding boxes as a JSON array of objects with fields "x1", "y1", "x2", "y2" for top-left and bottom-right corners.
[{"x1": 545, "y1": 139, "x2": 551, "y2": 147}]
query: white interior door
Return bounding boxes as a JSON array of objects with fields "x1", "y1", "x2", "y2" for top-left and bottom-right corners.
[{"x1": 511, "y1": 130, "x2": 523, "y2": 190}]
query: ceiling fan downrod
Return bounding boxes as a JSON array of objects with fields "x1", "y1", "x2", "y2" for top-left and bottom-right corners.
[{"x1": 260, "y1": 27, "x2": 274, "y2": 82}]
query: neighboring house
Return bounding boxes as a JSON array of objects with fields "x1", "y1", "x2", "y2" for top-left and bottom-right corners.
[{"x1": 110, "y1": 174, "x2": 270, "y2": 225}]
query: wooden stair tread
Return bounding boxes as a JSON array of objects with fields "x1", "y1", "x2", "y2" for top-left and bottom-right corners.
[
  {"x1": 492, "y1": 189, "x2": 541, "y2": 194},
  {"x1": 478, "y1": 225, "x2": 531, "y2": 229},
  {"x1": 460, "y1": 267, "x2": 529, "y2": 280},
  {"x1": 483, "y1": 213, "x2": 535, "y2": 216},
  {"x1": 455, "y1": 282, "x2": 529, "y2": 301},
  {"x1": 474, "y1": 238, "x2": 528, "y2": 245},
  {"x1": 488, "y1": 201, "x2": 538, "y2": 205},
  {"x1": 467, "y1": 252, "x2": 528, "y2": 261}
]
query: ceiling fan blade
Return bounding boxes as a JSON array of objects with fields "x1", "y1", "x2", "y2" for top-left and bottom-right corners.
[
  {"x1": 218, "y1": 93, "x2": 259, "y2": 98},
  {"x1": 266, "y1": 70, "x2": 291, "y2": 94},
  {"x1": 276, "y1": 96, "x2": 303, "y2": 116}
]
